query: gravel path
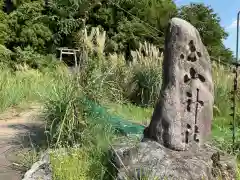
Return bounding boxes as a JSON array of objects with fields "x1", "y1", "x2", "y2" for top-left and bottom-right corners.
[{"x1": 0, "y1": 106, "x2": 43, "y2": 180}]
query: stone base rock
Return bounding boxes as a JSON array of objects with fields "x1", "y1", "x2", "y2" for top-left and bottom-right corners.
[
  {"x1": 110, "y1": 140, "x2": 237, "y2": 180},
  {"x1": 22, "y1": 151, "x2": 52, "y2": 180}
]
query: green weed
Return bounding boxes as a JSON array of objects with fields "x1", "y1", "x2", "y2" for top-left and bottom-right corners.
[{"x1": 0, "y1": 65, "x2": 70, "y2": 112}]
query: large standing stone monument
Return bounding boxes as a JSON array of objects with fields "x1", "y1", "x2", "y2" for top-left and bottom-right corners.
[
  {"x1": 110, "y1": 18, "x2": 237, "y2": 180},
  {"x1": 143, "y1": 17, "x2": 214, "y2": 151}
]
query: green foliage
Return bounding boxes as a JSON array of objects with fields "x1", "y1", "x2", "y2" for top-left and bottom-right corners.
[
  {"x1": 7, "y1": 1, "x2": 52, "y2": 53},
  {"x1": 0, "y1": 5, "x2": 9, "y2": 44},
  {"x1": 1, "y1": 0, "x2": 235, "y2": 66},
  {"x1": 87, "y1": 0, "x2": 177, "y2": 55},
  {"x1": 14, "y1": 46, "x2": 59, "y2": 70},
  {"x1": 1, "y1": 1, "x2": 239, "y2": 178},
  {"x1": 50, "y1": 125, "x2": 114, "y2": 180},
  {"x1": 0, "y1": 65, "x2": 70, "y2": 112},
  {"x1": 0, "y1": 2, "x2": 14, "y2": 67},
  {"x1": 10, "y1": 0, "x2": 32, "y2": 9},
  {"x1": 128, "y1": 66, "x2": 162, "y2": 106},
  {"x1": 0, "y1": 45, "x2": 12, "y2": 65},
  {"x1": 47, "y1": 0, "x2": 97, "y2": 48},
  {"x1": 44, "y1": 80, "x2": 86, "y2": 147}
]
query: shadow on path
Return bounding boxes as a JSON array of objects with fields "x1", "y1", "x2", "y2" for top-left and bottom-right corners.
[
  {"x1": 0, "y1": 107, "x2": 47, "y2": 180},
  {"x1": 9, "y1": 122, "x2": 48, "y2": 150}
]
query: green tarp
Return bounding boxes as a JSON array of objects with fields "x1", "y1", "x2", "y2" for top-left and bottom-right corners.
[{"x1": 82, "y1": 98, "x2": 145, "y2": 137}]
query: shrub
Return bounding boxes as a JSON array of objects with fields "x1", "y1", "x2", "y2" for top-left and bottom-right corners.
[
  {"x1": 125, "y1": 42, "x2": 163, "y2": 107},
  {"x1": 13, "y1": 46, "x2": 59, "y2": 71},
  {"x1": 75, "y1": 28, "x2": 164, "y2": 106},
  {"x1": 7, "y1": 1, "x2": 52, "y2": 53},
  {"x1": 44, "y1": 82, "x2": 87, "y2": 147},
  {"x1": 0, "y1": 45, "x2": 12, "y2": 66},
  {"x1": 127, "y1": 66, "x2": 162, "y2": 107}
]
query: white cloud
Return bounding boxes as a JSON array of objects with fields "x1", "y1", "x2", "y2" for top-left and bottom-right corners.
[
  {"x1": 174, "y1": 0, "x2": 184, "y2": 3},
  {"x1": 227, "y1": 19, "x2": 239, "y2": 29}
]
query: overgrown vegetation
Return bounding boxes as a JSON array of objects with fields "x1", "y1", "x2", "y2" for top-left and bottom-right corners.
[
  {"x1": 44, "y1": 28, "x2": 240, "y2": 179},
  {"x1": 0, "y1": 0, "x2": 235, "y2": 66},
  {"x1": 0, "y1": 0, "x2": 239, "y2": 179},
  {"x1": 0, "y1": 65, "x2": 69, "y2": 112}
]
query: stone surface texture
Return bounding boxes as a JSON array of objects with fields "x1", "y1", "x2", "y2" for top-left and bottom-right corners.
[
  {"x1": 111, "y1": 140, "x2": 237, "y2": 180},
  {"x1": 22, "y1": 151, "x2": 52, "y2": 180},
  {"x1": 109, "y1": 17, "x2": 237, "y2": 180},
  {"x1": 144, "y1": 17, "x2": 214, "y2": 151}
]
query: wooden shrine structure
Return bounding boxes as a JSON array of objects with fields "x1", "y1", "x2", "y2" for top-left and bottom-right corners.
[{"x1": 57, "y1": 47, "x2": 80, "y2": 67}]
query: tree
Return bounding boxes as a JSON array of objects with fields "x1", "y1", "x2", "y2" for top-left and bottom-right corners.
[
  {"x1": 3, "y1": 0, "x2": 234, "y2": 65},
  {"x1": 0, "y1": 0, "x2": 13, "y2": 66},
  {"x1": 6, "y1": 1, "x2": 52, "y2": 53},
  {"x1": 178, "y1": 3, "x2": 234, "y2": 63},
  {"x1": 0, "y1": 0, "x2": 9, "y2": 44},
  {"x1": 3, "y1": 0, "x2": 178, "y2": 57},
  {"x1": 46, "y1": 0, "x2": 99, "y2": 50},
  {"x1": 86, "y1": 0, "x2": 177, "y2": 56}
]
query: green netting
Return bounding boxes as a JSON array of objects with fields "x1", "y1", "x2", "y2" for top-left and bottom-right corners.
[{"x1": 81, "y1": 98, "x2": 145, "y2": 137}]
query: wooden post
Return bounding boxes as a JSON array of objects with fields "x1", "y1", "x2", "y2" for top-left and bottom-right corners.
[
  {"x1": 60, "y1": 49, "x2": 63, "y2": 61},
  {"x1": 74, "y1": 50, "x2": 77, "y2": 67},
  {"x1": 218, "y1": 56, "x2": 221, "y2": 68}
]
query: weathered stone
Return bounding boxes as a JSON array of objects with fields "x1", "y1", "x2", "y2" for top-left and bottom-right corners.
[
  {"x1": 108, "y1": 17, "x2": 236, "y2": 180},
  {"x1": 144, "y1": 17, "x2": 214, "y2": 151},
  {"x1": 111, "y1": 140, "x2": 237, "y2": 180},
  {"x1": 22, "y1": 151, "x2": 52, "y2": 180}
]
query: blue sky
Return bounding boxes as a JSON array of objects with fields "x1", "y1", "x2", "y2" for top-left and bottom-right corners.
[{"x1": 175, "y1": 0, "x2": 240, "y2": 56}]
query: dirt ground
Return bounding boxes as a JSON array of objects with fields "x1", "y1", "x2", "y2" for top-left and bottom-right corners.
[{"x1": 0, "y1": 105, "x2": 44, "y2": 180}]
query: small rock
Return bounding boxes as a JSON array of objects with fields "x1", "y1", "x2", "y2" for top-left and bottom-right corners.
[{"x1": 22, "y1": 151, "x2": 52, "y2": 180}]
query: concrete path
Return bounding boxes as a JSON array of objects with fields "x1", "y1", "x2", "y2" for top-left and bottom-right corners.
[{"x1": 0, "y1": 106, "x2": 43, "y2": 180}]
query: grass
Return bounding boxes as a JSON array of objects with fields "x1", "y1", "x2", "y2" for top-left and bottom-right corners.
[
  {"x1": 49, "y1": 118, "x2": 117, "y2": 180},
  {"x1": 104, "y1": 102, "x2": 153, "y2": 125},
  {"x1": 9, "y1": 148, "x2": 39, "y2": 173},
  {"x1": 48, "y1": 100, "x2": 150, "y2": 180},
  {"x1": 50, "y1": 148, "x2": 90, "y2": 180},
  {"x1": 1, "y1": 27, "x2": 240, "y2": 179},
  {"x1": 1, "y1": 62, "x2": 240, "y2": 179},
  {"x1": 0, "y1": 65, "x2": 71, "y2": 112},
  {"x1": 45, "y1": 58, "x2": 240, "y2": 179},
  {"x1": 48, "y1": 100, "x2": 240, "y2": 180}
]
